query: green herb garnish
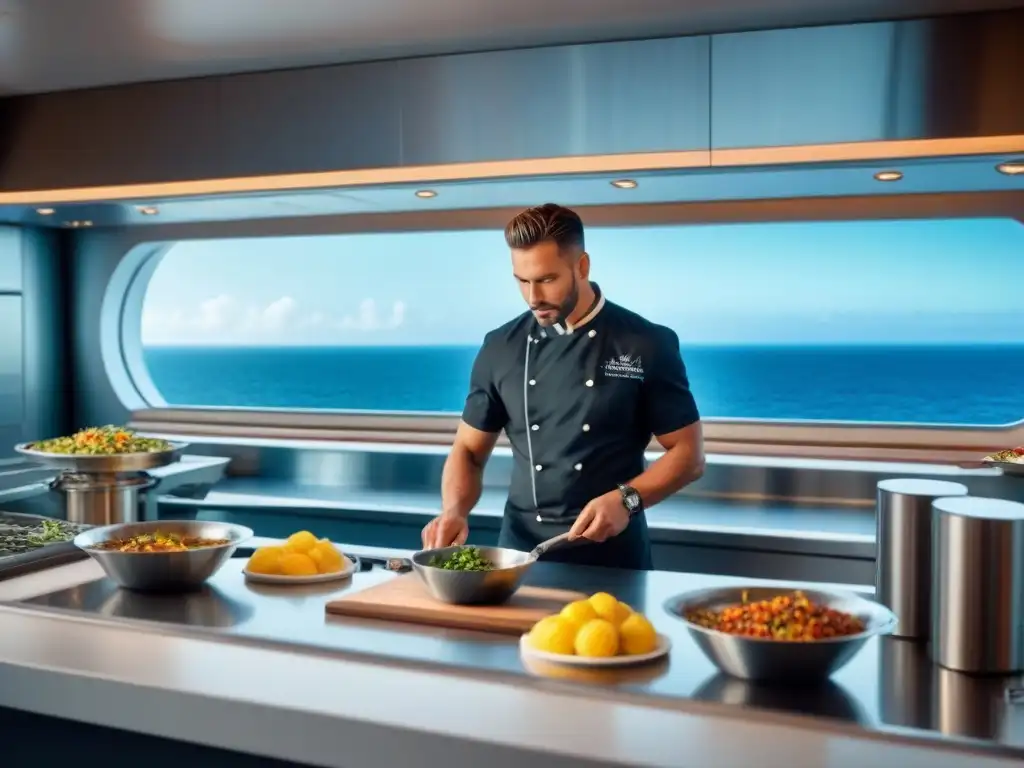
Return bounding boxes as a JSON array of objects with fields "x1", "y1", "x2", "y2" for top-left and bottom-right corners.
[
  {"x1": 0, "y1": 519, "x2": 77, "y2": 555},
  {"x1": 429, "y1": 546, "x2": 494, "y2": 572}
]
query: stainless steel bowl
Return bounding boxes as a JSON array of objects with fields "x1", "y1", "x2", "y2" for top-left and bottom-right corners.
[
  {"x1": 74, "y1": 519, "x2": 253, "y2": 592},
  {"x1": 665, "y1": 586, "x2": 897, "y2": 682},
  {"x1": 412, "y1": 533, "x2": 569, "y2": 605}
]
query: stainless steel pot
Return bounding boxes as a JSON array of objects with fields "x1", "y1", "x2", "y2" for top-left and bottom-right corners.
[{"x1": 411, "y1": 532, "x2": 571, "y2": 605}]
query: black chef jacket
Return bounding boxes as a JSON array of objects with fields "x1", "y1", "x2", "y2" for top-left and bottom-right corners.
[{"x1": 461, "y1": 287, "x2": 700, "y2": 570}]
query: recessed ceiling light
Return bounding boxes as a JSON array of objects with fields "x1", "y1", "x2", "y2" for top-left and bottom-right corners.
[
  {"x1": 996, "y1": 161, "x2": 1024, "y2": 176},
  {"x1": 136, "y1": 205, "x2": 159, "y2": 215},
  {"x1": 415, "y1": 189, "x2": 437, "y2": 199},
  {"x1": 63, "y1": 220, "x2": 92, "y2": 228},
  {"x1": 610, "y1": 179, "x2": 638, "y2": 189},
  {"x1": 35, "y1": 207, "x2": 55, "y2": 215},
  {"x1": 874, "y1": 170, "x2": 903, "y2": 182}
]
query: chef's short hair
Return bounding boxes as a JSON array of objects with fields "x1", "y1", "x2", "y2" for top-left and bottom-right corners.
[{"x1": 505, "y1": 203, "x2": 585, "y2": 256}]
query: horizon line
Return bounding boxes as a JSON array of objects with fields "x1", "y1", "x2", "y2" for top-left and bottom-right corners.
[{"x1": 141, "y1": 340, "x2": 1024, "y2": 349}]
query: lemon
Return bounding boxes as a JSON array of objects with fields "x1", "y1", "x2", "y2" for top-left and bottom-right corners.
[
  {"x1": 528, "y1": 616, "x2": 577, "y2": 656},
  {"x1": 588, "y1": 592, "x2": 633, "y2": 626},
  {"x1": 246, "y1": 546, "x2": 284, "y2": 575},
  {"x1": 279, "y1": 552, "x2": 318, "y2": 577},
  {"x1": 309, "y1": 539, "x2": 345, "y2": 574},
  {"x1": 559, "y1": 599, "x2": 598, "y2": 629},
  {"x1": 574, "y1": 618, "x2": 620, "y2": 658},
  {"x1": 619, "y1": 612, "x2": 658, "y2": 655},
  {"x1": 284, "y1": 530, "x2": 318, "y2": 554}
]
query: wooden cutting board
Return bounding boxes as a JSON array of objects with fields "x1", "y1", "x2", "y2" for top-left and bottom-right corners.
[{"x1": 325, "y1": 574, "x2": 586, "y2": 635}]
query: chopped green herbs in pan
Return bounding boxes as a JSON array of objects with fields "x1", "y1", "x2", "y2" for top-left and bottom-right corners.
[{"x1": 429, "y1": 547, "x2": 495, "y2": 572}]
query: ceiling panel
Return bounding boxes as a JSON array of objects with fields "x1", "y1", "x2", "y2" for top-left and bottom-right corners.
[{"x1": 0, "y1": 0, "x2": 1022, "y2": 95}]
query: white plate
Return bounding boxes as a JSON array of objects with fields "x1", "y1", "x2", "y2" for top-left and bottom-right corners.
[
  {"x1": 984, "y1": 459, "x2": 1024, "y2": 477},
  {"x1": 243, "y1": 553, "x2": 357, "y2": 585},
  {"x1": 519, "y1": 632, "x2": 672, "y2": 667}
]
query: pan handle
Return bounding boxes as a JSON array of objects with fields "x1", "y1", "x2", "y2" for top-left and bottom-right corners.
[{"x1": 529, "y1": 532, "x2": 572, "y2": 560}]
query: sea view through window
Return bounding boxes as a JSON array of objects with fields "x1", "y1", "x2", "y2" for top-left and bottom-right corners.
[{"x1": 139, "y1": 219, "x2": 1024, "y2": 426}]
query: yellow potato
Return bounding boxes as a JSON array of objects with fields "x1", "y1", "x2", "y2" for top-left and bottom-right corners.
[
  {"x1": 284, "y1": 530, "x2": 318, "y2": 554},
  {"x1": 246, "y1": 546, "x2": 284, "y2": 575},
  {"x1": 279, "y1": 552, "x2": 318, "y2": 576},
  {"x1": 619, "y1": 613, "x2": 658, "y2": 655},
  {"x1": 309, "y1": 539, "x2": 345, "y2": 574},
  {"x1": 574, "y1": 618, "x2": 620, "y2": 658},
  {"x1": 559, "y1": 599, "x2": 598, "y2": 629},
  {"x1": 528, "y1": 615, "x2": 577, "y2": 655},
  {"x1": 588, "y1": 592, "x2": 633, "y2": 626}
]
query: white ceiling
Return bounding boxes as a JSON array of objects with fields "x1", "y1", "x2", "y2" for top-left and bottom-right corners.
[{"x1": 0, "y1": 0, "x2": 1022, "y2": 96}]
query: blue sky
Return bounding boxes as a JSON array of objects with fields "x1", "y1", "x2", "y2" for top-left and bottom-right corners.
[{"x1": 141, "y1": 217, "x2": 1024, "y2": 346}]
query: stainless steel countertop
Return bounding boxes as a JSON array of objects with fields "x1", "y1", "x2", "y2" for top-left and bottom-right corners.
[{"x1": 12, "y1": 549, "x2": 1024, "y2": 758}]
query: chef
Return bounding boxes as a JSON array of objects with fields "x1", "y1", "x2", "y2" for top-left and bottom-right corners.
[{"x1": 422, "y1": 203, "x2": 705, "y2": 570}]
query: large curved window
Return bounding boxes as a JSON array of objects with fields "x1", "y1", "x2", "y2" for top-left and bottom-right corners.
[{"x1": 139, "y1": 218, "x2": 1024, "y2": 426}]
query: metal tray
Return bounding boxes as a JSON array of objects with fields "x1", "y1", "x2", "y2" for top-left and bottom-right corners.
[
  {"x1": 983, "y1": 459, "x2": 1024, "y2": 477},
  {"x1": 0, "y1": 511, "x2": 92, "y2": 581},
  {"x1": 14, "y1": 441, "x2": 188, "y2": 473}
]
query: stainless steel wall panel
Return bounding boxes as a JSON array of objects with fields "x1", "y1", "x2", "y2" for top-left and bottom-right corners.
[
  {"x1": 712, "y1": 23, "x2": 901, "y2": 149},
  {"x1": 711, "y1": 12, "x2": 1024, "y2": 150},
  {"x1": 20, "y1": 227, "x2": 67, "y2": 444},
  {"x1": 0, "y1": 79, "x2": 223, "y2": 190},
  {"x1": 399, "y1": 37, "x2": 710, "y2": 165},
  {"x1": 0, "y1": 11, "x2": 1022, "y2": 192},
  {"x1": 220, "y1": 62, "x2": 403, "y2": 178}
]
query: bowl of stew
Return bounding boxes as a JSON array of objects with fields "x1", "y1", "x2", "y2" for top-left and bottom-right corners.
[
  {"x1": 74, "y1": 520, "x2": 253, "y2": 592},
  {"x1": 664, "y1": 586, "x2": 896, "y2": 682}
]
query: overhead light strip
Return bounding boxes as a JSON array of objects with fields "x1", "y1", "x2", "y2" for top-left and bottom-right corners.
[
  {"x1": 712, "y1": 135, "x2": 1024, "y2": 167},
  {"x1": 0, "y1": 150, "x2": 710, "y2": 205},
  {"x1": 0, "y1": 135, "x2": 1021, "y2": 206}
]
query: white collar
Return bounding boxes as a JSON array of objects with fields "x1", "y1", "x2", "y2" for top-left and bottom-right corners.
[{"x1": 552, "y1": 291, "x2": 605, "y2": 335}]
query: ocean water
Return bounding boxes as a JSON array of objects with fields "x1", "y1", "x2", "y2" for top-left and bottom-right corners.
[{"x1": 142, "y1": 344, "x2": 1024, "y2": 426}]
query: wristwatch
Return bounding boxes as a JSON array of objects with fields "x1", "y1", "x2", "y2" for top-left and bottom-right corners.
[{"x1": 617, "y1": 484, "x2": 643, "y2": 517}]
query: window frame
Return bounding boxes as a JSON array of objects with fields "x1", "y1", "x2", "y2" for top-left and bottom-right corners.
[{"x1": 108, "y1": 195, "x2": 1024, "y2": 466}]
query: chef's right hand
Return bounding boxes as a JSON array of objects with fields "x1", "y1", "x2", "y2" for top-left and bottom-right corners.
[{"x1": 421, "y1": 512, "x2": 469, "y2": 549}]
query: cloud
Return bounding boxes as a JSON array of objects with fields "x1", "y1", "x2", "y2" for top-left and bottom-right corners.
[
  {"x1": 260, "y1": 296, "x2": 298, "y2": 330},
  {"x1": 196, "y1": 294, "x2": 240, "y2": 331},
  {"x1": 339, "y1": 299, "x2": 406, "y2": 331},
  {"x1": 142, "y1": 295, "x2": 405, "y2": 344}
]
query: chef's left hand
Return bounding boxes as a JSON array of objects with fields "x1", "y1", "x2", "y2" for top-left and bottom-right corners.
[{"x1": 568, "y1": 490, "x2": 629, "y2": 543}]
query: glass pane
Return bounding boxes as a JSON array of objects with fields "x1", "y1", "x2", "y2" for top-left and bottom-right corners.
[
  {"x1": 0, "y1": 295, "x2": 24, "y2": 458},
  {"x1": 139, "y1": 218, "x2": 1024, "y2": 426},
  {"x1": 0, "y1": 228, "x2": 23, "y2": 292}
]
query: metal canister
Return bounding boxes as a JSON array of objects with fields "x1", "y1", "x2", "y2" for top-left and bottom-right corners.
[
  {"x1": 932, "y1": 496, "x2": 1024, "y2": 674},
  {"x1": 875, "y1": 478, "x2": 968, "y2": 639},
  {"x1": 50, "y1": 472, "x2": 156, "y2": 527}
]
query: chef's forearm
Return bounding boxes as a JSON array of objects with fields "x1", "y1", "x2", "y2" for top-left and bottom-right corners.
[
  {"x1": 441, "y1": 445, "x2": 485, "y2": 519},
  {"x1": 629, "y1": 444, "x2": 705, "y2": 508}
]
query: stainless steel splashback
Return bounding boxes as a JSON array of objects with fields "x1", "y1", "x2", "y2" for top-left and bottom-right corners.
[{"x1": 175, "y1": 439, "x2": 1023, "y2": 509}]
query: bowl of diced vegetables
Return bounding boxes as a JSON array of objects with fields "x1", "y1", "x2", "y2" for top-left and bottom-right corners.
[
  {"x1": 16, "y1": 425, "x2": 186, "y2": 473},
  {"x1": 411, "y1": 544, "x2": 535, "y2": 605}
]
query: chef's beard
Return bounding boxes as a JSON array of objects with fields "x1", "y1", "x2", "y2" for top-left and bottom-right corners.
[{"x1": 532, "y1": 275, "x2": 579, "y2": 328}]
